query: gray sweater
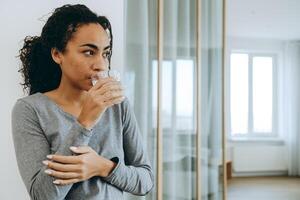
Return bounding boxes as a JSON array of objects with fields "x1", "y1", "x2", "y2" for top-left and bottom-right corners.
[{"x1": 11, "y1": 93, "x2": 154, "y2": 200}]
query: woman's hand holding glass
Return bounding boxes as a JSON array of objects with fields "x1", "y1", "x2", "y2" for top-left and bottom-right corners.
[
  {"x1": 43, "y1": 146, "x2": 117, "y2": 185},
  {"x1": 78, "y1": 70, "x2": 124, "y2": 130}
]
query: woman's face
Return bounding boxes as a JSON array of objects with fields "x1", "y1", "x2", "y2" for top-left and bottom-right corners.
[{"x1": 53, "y1": 23, "x2": 111, "y2": 91}]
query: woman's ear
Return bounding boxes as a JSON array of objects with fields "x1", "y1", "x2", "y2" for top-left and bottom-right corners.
[{"x1": 51, "y1": 48, "x2": 63, "y2": 65}]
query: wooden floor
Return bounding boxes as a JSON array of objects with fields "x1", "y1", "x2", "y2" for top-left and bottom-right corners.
[{"x1": 228, "y1": 177, "x2": 300, "y2": 200}]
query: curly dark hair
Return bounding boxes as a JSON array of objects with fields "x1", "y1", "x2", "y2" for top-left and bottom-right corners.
[{"x1": 18, "y1": 4, "x2": 113, "y2": 95}]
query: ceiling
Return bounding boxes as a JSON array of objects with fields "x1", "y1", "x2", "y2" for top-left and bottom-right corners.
[{"x1": 227, "y1": 0, "x2": 300, "y2": 40}]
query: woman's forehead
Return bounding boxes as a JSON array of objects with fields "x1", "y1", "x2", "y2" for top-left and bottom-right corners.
[{"x1": 69, "y1": 23, "x2": 110, "y2": 48}]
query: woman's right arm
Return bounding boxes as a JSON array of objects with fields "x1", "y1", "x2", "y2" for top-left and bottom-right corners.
[
  {"x1": 11, "y1": 79, "x2": 123, "y2": 200},
  {"x1": 11, "y1": 99, "x2": 93, "y2": 200}
]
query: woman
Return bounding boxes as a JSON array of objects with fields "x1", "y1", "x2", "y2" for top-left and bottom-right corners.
[{"x1": 12, "y1": 4, "x2": 154, "y2": 200}]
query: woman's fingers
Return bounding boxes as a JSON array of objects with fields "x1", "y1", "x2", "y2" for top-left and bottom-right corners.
[
  {"x1": 46, "y1": 154, "x2": 79, "y2": 164},
  {"x1": 53, "y1": 178, "x2": 80, "y2": 185},
  {"x1": 46, "y1": 146, "x2": 92, "y2": 165},
  {"x1": 44, "y1": 169, "x2": 80, "y2": 179},
  {"x1": 42, "y1": 160, "x2": 79, "y2": 172},
  {"x1": 101, "y1": 90, "x2": 124, "y2": 101},
  {"x1": 93, "y1": 84, "x2": 124, "y2": 102},
  {"x1": 90, "y1": 79, "x2": 124, "y2": 104},
  {"x1": 96, "y1": 81, "x2": 123, "y2": 95},
  {"x1": 43, "y1": 147, "x2": 108, "y2": 185},
  {"x1": 104, "y1": 96, "x2": 125, "y2": 107},
  {"x1": 70, "y1": 146, "x2": 93, "y2": 154},
  {"x1": 90, "y1": 77, "x2": 115, "y2": 91}
]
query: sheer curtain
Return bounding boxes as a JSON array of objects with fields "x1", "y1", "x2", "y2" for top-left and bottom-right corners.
[
  {"x1": 123, "y1": 0, "x2": 156, "y2": 199},
  {"x1": 123, "y1": 0, "x2": 224, "y2": 199},
  {"x1": 279, "y1": 41, "x2": 300, "y2": 176},
  {"x1": 201, "y1": 0, "x2": 224, "y2": 199},
  {"x1": 125, "y1": 0, "x2": 197, "y2": 198},
  {"x1": 161, "y1": 0, "x2": 196, "y2": 199}
]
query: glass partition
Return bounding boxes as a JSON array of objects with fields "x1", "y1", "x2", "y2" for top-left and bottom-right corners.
[
  {"x1": 123, "y1": 0, "x2": 158, "y2": 199},
  {"x1": 124, "y1": 0, "x2": 225, "y2": 199},
  {"x1": 201, "y1": 0, "x2": 224, "y2": 199}
]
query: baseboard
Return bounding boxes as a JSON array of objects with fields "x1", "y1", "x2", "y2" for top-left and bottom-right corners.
[{"x1": 232, "y1": 170, "x2": 288, "y2": 177}]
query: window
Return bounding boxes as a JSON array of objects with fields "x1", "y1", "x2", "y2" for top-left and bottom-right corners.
[{"x1": 230, "y1": 53, "x2": 277, "y2": 137}]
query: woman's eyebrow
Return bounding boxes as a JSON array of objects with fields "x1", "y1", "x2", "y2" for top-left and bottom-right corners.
[
  {"x1": 79, "y1": 43, "x2": 110, "y2": 51},
  {"x1": 103, "y1": 45, "x2": 111, "y2": 51},
  {"x1": 79, "y1": 43, "x2": 99, "y2": 50}
]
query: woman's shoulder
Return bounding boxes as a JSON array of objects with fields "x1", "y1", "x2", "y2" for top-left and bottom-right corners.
[
  {"x1": 12, "y1": 92, "x2": 58, "y2": 119},
  {"x1": 12, "y1": 92, "x2": 70, "y2": 125},
  {"x1": 12, "y1": 93, "x2": 46, "y2": 120},
  {"x1": 14, "y1": 92, "x2": 46, "y2": 108}
]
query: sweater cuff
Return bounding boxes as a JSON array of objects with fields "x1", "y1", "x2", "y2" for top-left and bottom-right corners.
[
  {"x1": 103, "y1": 157, "x2": 123, "y2": 182},
  {"x1": 74, "y1": 120, "x2": 93, "y2": 136}
]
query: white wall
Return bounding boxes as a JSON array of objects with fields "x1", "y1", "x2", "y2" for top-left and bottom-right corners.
[
  {"x1": 227, "y1": 0, "x2": 300, "y2": 40},
  {"x1": 0, "y1": 1, "x2": 124, "y2": 199},
  {"x1": 225, "y1": 37, "x2": 288, "y2": 176}
]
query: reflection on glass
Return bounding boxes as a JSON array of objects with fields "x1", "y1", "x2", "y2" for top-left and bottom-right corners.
[
  {"x1": 230, "y1": 53, "x2": 249, "y2": 134},
  {"x1": 253, "y1": 57, "x2": 273, "y2": 133}
]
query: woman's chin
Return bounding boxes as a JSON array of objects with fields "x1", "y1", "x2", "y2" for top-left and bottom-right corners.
[
  {"x1": 83, "y1": 79, "x2": 94, "y2": 90},
  {"x1": 77, "y1": 84, "x2": 92, "y2": 92}
]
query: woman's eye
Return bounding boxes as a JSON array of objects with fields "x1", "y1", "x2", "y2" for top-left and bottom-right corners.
[
  {"x1": 83, "y1": 50, "x2": 94, "y2": 56},
  {"x1": 103, "y1": 51, "x2": 111, "y2": 59}
]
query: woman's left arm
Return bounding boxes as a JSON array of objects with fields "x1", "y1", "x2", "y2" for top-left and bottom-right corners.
[{"x1": 102, "y1": 99, "x2": 154, "y2": 196}]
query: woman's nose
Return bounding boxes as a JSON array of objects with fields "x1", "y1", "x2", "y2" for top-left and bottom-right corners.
[
  {"x1": 91, "y1": 55, "x2": 108, "y2": 71},
  {"x1": 91, "y1": 64, "x2": 106, "y2": 72}
]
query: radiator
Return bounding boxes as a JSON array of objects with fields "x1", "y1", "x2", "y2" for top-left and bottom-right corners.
[{"x1": 232, "y1": 145, "x2": 287, "y2": 173}]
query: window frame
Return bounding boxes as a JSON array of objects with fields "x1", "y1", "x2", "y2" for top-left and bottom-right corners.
[{"x1": 229, "y1": 51, "x2": 278, "y2": 139}]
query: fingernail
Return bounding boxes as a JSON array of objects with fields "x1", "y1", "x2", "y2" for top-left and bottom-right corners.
[
  {"x1": 46, "y1": 155, "x2": 53, "y2": 159},
  {"x1": 42, "y1": 160, "x2": 49, "y2": 166},
  {"x1": 53, "y1": 180, "x2": 60, "y2": 184},
  {"x1": 70, "y1": 146, "x2": 77, "y2": 151},
  {"x1": 44, "y1": 169, "x2": 52, "y2": 175}
]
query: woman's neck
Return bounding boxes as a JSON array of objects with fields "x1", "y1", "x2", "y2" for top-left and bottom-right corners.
[{"x1": 53, "y1": 77, "x2": 87, "y2": 107}]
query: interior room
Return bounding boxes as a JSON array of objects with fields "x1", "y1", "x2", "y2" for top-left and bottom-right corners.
[
  {"x1": 226, "y1": 0, "x2": 300, "y2": 200},
  {"x1": 1, "y1": 0, "x2": 300, "y2": 200}
]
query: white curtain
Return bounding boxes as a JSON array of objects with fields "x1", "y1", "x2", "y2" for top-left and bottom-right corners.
[
  {"x1": 279, "y1": 41, "x2": 300, "y2": 176},
  {"x1": 124, "y1": 0, "x2": 224, "y2": 199},
  {"x1": 123, "y1": 0, "x2": 155, "y2": 199},
  {"x1": 162, "y1": 0, "x2": 196, "y2": 199},
  {"x1": 201, "y1": 0, "x2": 224, "y2": 199},
  {"x1": 125, "y1": 0, "x2": 196, "y2": 199}
]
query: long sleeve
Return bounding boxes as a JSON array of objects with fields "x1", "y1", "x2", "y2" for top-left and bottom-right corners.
[
  {"x1": 11, "y1": 99, "x2": 93, "y2": 200},
  {"x1": 102, "y1": 99, "x2": 154, "y2": 195}
]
